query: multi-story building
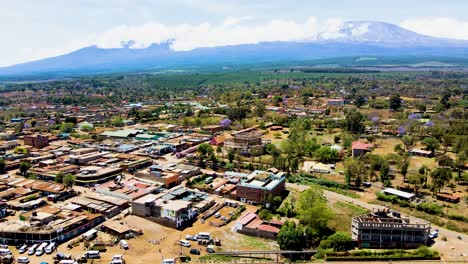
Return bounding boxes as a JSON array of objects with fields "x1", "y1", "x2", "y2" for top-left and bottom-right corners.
[
  {"x1": 351, "y1": 209, "x2": 430, "y2": 249},
  {"x1": 132, "y1": 186, "x2": 212, "y2": 229},
  {"x1": 236, "y1": 170, "x2": 286, "y2": 204},
  {"x1": 24, "y1": 134, "x2": 49, "y2": 148},
  {"x1": 224, "y1": 132, "x2": 269, "y2": 156}
]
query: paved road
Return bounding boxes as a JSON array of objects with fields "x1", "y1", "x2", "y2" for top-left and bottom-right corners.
[{"x1": 286, "y1": 183, "x2": 468, "y2": 262}]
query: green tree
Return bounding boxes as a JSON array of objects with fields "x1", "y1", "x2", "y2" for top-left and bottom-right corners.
[
  {"x1": 296, "y1": 187, "x2": 334, "y2": 231},
  {"x1": 19, "y1": 162, "x2": 31, "y2": 176},
  {"x1": 389, "y1": 93, "x2": 402, "y2": 111},
  {"x1": 315, "y1": 146, "x2": 339, "y2": 163},
  {"x1": 401, "y1": 135, "x2": 416, "y2": 151},
  {"x1": 430, "y1": 168, "x2": 452, "y2": 193},
  {"x1": 277, "y1": 221, "x2": 315, "y2": 250},
  {"x1": 409, "y1": 174, "x2": 425, "y2": 194},
  {"x1": 0, "y1": 159, "x2": 5, "y2": 173},
  {"x1": 401, "y1": 160, "x2": 410, "y2": 182},
  {"x1": 454, "y1": 151, "x2": 467, "y2": 180},
  {"x1": 422, "y1": 137, "x2": 440, "y2": 153},
  {"x1": 343, "y1": 109, "x2": 365, "y2": 134},
  {"x1": 227, "y1": 148, "x2": 235, "y2": 164},
  {"x1": 63, "y1": 174, "x2": 76, "y2": 188},
  {"x1": 197, "y1": 143, "x2": 213, "y2": 158},
  {"x1": 60, "y1": 122, "x2": 75, "y2": 133},
  {"x1": 380, "y1": 161, "x2": 390, "y2": 182},
  {"x1": 319, "y1": 232, "x2": 353, "y2": 252},
  {"x1": 354, "y1": 93, "x2": 366, "y2": 108},
  {"x1": 55, "y1": 172, "x2": 65, "y2": 183},
  {"x1": 111, "y1": 116, "x2": 124, "y2": 127}
]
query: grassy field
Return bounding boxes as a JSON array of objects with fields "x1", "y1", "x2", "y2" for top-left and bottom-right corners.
[{"x1": 329, "y1": 201, "x2": 370, "y2": 233}]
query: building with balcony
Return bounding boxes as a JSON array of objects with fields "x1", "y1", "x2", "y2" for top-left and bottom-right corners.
[{"x1": 351, "y1": 209, "x2": 430, "y2": 249}]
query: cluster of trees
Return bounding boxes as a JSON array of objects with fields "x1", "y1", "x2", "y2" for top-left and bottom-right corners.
[
  {"x1": 277, "y1": 187, "x2": 335, "y2": 250},
  {"x1": 55, "y1": 172, "x2": 76, "y2": 188}
]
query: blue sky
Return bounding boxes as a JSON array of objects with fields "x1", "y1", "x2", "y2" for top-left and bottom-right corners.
[{"x1": 1, "y1": 0, "x2": 467, "y2": 66}]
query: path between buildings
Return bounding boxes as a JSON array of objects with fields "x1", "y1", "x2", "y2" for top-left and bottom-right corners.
[{"x1": 286, "y1": 183, "x2": 468, "y2": 262}]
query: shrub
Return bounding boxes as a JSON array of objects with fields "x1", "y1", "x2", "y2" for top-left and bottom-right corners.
[{"x1": 416, "y1": 203, "x2": 443, "y2": 215}]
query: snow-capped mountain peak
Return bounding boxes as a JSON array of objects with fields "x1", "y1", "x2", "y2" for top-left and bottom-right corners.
[{"x1": 317, "y1": 20, "x2": 443, "y2": 45}]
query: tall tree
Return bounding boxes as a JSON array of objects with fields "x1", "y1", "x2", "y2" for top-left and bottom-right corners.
[
  {"x1": 422, "y1": 137, "x2": 440, "y2": 154},
  {"x1": 343, "y1": 109, "x2": 365, "y2": 134},
  {"x1": 389, "y1": 93, "x2": 402, "y2": 111}
]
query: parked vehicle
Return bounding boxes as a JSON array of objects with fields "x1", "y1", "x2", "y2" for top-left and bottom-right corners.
[
  {"x1": 161, "y1": 259, "x2": 175, "y2": 264},
  {"x1": 119, "y1": 240, "x2": 129, "y2": 250},
  {"x1": 189, "y1": 249, "x2": 200, "y2": 255},
  {"x1": 27, "y1": 244, "x2": 38, "y2": 255},
  {"x1": 83, "y1": 250, "x2": 100, "y2": 259},
  {"x1": 197, "y1": 232, "x2": 211, "y2": 240},
  {"x1": 178, "y1": 240, "x2": 191, "y2": 247},
  {"x1": 0, "y1": 248, "x2": 12, "y2": 256},
  {"x1": 214, "y1": 212, "x2": 221, "y2": 218},
  {"x1": 59, "y1": 260, "x2": 78, "y2": 264},
  {"x1": 206, "y1": 245, "x2": 215, "y2": 253},
  {"x1": 82, "y1": 229, "x2": 98, "y2": 241},
  {"x1": 17, "y1": 257, "x2": 30, "y2": 264},
  {"x1": 185, "y1": 235, "x2": 196, "y2": 241},
  {"x1": 45, "y1": 242, "x2": 56, "y2": 254},
  {"x1": 35, "y1": 242, "x2": 48, "y2": 256},
  {"x1": 220, "y1": 216, "x2": 227, "y2": 221},
  {"x1": 18, "y1": 244, "x2": 28, "y2": 254},
  {"x1": 111, "y1": 254, "x2": 125, "y2": 264}
]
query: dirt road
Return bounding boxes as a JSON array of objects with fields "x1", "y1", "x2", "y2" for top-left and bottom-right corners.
[{"x1": 286, "y1": 183, "x2": 468, "y2": 262}]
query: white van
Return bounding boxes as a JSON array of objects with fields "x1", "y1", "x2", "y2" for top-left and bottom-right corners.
[
  {"x1": 197, "y1": 232, "x2": 211, "y2": 240},
  {"x1": 82, "y1": 229, "x2": 97, "y2": 241},
  {"x1": 161, "y1": 259, "x2": 175, "y2": 264},
  {"x1": 35, "y1": 242, "x2": 48, "y2": 256},
  {"x1": 178, "y1": 240, "x2": 190, "y2": 247},
  {"x1": 18, "y1": 244, "x2": 28, "y2": 254},
  {"x1": 83, "y1": 250, "x2": 100, "y2": 259},
  {"x1": 59, "y1": 260, "x2": 78, "y2": 264},
  {"x1": 17, "y1": 257, "x2": 30, "y2": 263},
  {"x1": 0, "y1": 248, "x2": 11, "y2": 256},
  {"x1": 119, "y1": 240, "x2": 129, "y2": 250},
  {"x1": 27, "y1": 244, "x2": 38, "y2": 255},
  {"x1": 45, "y1": 242, "x2": 56, "y2": 254}
]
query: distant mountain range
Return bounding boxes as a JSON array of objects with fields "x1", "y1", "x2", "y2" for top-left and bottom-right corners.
[{"x1": 1, "y1": 21, "x2": 467, "y2": 76}]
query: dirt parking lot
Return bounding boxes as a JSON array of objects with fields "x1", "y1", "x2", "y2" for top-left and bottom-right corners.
[{"x1": 8, "y1": 204, "x2": 276, "y2": 264}]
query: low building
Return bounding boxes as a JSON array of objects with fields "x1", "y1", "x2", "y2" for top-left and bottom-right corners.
[
  {"x1": 352, "y1": 141, "x2": 373, "y2": 157},
  {"x1": 100, "y1": 129, "x2": 144, "y2": 138},
  {"x1": 327, "y1": 98, "x2": 345, "y2": 107},
  {"x1": 0, "y1": 208, "x2": 103, "y2": 245},
  {"x1": 68, "y1": 151, "x2": 110, "y2": 165},
  {"x1": 74, "y1": 166, "x2": 123, "y2": 186},
  {"x1": 96, "y1": 177, "x2": 161, "y2": 201},
  {"x1": 236, "y1": 170, "x2": 286, "y2": 204},
  {"x1": 302, "y1": 161, "x2": 333, "y2": 174},
  {"x1": 201, "y1": 125, "x2": 224, "y2": 135},
  {"x1": 436, "y1": 192, "x2": 463, "y2": 203},
  {"x1": 236, "y1": 211, "x2": 283, "y2": 239},
  {"x1": 408, "y1": 149, "x2": 433, "y2": 158},
  {"x1": 24, "y1": 134, "x2": 49, "y2": 148},
  {"x1": 135, "y1": 165, "x2": 180, "y2": 188},
  {"x1": 352, "y1": 209, "x2": 430, "y2": 248},
  {"x1": 382, "y1": 188, "x2": 415, "y2": 201}
]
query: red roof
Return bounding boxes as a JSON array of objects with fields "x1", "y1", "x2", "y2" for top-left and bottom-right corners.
[
  {"x1": 238, "y1": 212, "x2": 257, "y2": 225},
  {"x1": 257, "y1": 224, "x2": 280, "y2": 233},
  {"x1": 352, "y1": 141, "x2": 373, "y2": 150}
]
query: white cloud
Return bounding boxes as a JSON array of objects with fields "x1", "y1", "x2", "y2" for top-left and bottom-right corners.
[
  {"x1": 94, "y1": 17, "x2": 345, "y2": 50},
  {"x1": 399, "y1": 18, "x2": 468, "y2": 40}
]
